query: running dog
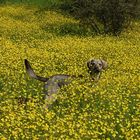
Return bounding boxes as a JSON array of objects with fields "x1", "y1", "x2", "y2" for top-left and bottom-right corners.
[
  {"x1": 24, "y1": 58, "x2": 107, "y2": 106},
  {"x1": 24, "y1": 59, "x2": 82, "y2": 105}
]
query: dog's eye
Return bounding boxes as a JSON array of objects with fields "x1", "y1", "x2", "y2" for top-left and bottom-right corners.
[{"x1": 91, "y1": 62, "x2": 95, "y2": 65}]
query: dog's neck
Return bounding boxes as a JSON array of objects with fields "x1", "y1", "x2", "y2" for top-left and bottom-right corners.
[{"x1": 88, "y1": 70, "x2": 101, "y2": 81}]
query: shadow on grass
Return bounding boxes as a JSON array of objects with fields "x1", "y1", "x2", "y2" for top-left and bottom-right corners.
[
  {"x1": 0, "y1": 77, "x2": 4, "y2": 91},
  {"x1": 41, "y1": 22, "x2": 96, "y2": 37}
]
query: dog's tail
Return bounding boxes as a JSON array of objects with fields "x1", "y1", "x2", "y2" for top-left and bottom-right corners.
[{"x1": 24, "y1": 59, "x2": 49, "y2": 82}]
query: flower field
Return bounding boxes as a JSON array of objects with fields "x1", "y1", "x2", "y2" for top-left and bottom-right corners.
[{"x1": 0, "y1": 5, "x2": 140, "y2": 139}]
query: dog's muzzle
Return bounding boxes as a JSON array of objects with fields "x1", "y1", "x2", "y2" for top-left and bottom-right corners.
[{"x1": 88, "y1": 62, "x2": 101, "y2": 73}]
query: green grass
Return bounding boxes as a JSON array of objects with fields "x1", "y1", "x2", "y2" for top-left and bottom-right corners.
[
  {"x1": 1, "y1": 0, "x2": 62, "y2": 8},
  {"x1": 0, "y1": 4, "x2": 140, "y2": 140}
]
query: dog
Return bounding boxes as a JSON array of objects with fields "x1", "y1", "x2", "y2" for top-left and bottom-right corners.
[
  {"x1": 24, "y1": 59, "x2": 107, "y2": 106},
  {"x1": 24, "y1": 59, "x2": 83, "y2": 106},
  {"x1": 87, "y1": 59, "x2": 108, "y2": 81}
]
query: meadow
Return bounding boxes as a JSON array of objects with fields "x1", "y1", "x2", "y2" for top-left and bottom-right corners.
[{"x1": 0, "y1": 3, "x2": 140, "y2": 140}]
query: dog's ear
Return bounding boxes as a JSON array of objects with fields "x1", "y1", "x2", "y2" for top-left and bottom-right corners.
[
  {"x1": 87, "y1": 60, "x2": 90, "y2": 69},
  {"x1": 101, "y1": 60, "x2": 108, "y2": 69}
]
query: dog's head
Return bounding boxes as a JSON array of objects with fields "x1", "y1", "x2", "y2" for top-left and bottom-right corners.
[{"x1": 87, "y1": 59, "x2": 108, "y2": 73}]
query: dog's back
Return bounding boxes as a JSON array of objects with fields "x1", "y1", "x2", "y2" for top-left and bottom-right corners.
[{"x1": 24, "y1": 59, "x2": 71, "y2": 102}]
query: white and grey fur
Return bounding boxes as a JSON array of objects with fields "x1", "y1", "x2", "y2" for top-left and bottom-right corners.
[
  {"x1": 25, "y1": 59, "x2": 82, "y2": 105},
  {"x1": 87, "y1": 59, "x2": 108, "y2": 81},
  {"x1": 24, "y1": 59, "x2": 107, "y2": 106}
]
